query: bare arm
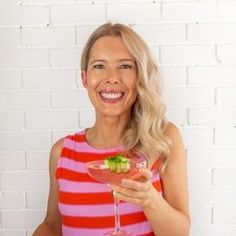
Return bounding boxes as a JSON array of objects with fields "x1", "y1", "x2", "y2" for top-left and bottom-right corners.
[
  {"x1": 33, "y1": 138, "x2": 64, "y2": 236},
  {"x1": 111, "y1": 123, "x2": 190, "y2": 236},
  {"x1": 142, "y1": 123, "x2": 190, "y2": 235}
]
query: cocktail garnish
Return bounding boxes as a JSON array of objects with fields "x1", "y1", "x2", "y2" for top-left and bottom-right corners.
[{"x1": 104, "y1": 154, "x2": 130, "y2": 174}]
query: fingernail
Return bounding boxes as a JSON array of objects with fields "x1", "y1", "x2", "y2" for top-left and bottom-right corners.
[{"x1": 121, "y1": 179, "x2": 129, "y2": 185}]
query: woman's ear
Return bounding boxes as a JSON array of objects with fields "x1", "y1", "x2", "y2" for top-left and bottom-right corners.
[{"x1": 81, "y1": 70, "x2": 87, "y2": 88}]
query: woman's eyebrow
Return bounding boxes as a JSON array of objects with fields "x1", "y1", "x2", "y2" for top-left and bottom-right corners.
[
  {"x1": 89, "y1": 58, "x2": 135, "y2": 65},
  {"x1": 118, "y1": 59, "x2": 135, "y2": 62},
  {"x1": 89, "y1": 59, "x2": 107, "y2": 65}
]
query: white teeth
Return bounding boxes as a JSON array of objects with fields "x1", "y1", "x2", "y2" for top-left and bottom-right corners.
[{"x1": 101, "y1": 92, "x2": 123, "y2": 99}]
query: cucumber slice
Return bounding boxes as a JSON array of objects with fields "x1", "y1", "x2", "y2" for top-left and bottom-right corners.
[
  {"x1": 116, "y1": 162, "x2": 122, "y2": 174},
  {"x1": 109, "y1": 160, "x2": 116, "y2": 172},
  {"x1": 104, "y1": 154, "x2": 130, "y2": 173}
]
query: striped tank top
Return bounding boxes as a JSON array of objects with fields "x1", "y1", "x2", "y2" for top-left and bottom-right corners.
[{"x1": 56, "y1": 130, "x2": 163, "y2": 236}]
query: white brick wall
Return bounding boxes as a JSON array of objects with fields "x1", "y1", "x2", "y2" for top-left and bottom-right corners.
[{"x1": 0, "y1": 0, "x2": 235, "y2": 235}]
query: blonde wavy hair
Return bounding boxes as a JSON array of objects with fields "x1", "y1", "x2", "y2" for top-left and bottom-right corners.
[{"x1": 81, "y1": 22, "x2": 170, "y2": 172}]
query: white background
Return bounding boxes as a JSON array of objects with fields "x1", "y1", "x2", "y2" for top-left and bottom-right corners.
[{"x1": 0, "y1": 0, "x2": 236, "y2": 235}]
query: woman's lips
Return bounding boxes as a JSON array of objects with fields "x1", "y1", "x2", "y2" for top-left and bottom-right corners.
[{"x1": 99, "y1": 91, "x2": 124, "y2": 103}]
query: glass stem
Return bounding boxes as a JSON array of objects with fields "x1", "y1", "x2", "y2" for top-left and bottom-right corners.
[{"x1": 114, "y1": 192, "x2": 121, "y2": 233}]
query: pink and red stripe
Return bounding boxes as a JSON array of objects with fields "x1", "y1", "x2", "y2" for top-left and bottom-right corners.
[{"x1": 56, "y1": 130, "x2": 163, "y2": 236}]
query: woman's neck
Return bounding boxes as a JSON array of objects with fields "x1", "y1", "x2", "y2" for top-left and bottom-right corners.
[{"x1": 86, "y1": 117, "x2": 129, "y2": 149}]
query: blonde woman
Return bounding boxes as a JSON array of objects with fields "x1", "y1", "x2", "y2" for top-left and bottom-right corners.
[{"x1": 33, "y1": 22, "x2": 190, "y2": 236}]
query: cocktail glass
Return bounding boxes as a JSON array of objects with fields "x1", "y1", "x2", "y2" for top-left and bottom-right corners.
[{"x1": 87, "y1": 156, "x2": 147, "y2": 236}]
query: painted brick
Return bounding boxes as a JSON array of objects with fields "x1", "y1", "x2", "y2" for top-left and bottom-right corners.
[
  {"x1": 219, "y1": 1, "x2": 236, "y2": 20},
  {"x1": 0, "y1": 28, "x2": 20, "y2": 46},
  {"x1": 23, "y1": 69, "x2": 76, "y2": 89},
  {"x1": 188, "y1": 167, "x2": 212, "y2": 187},
  {"x1": 26, "y1": 191, "x2": 48, "y2": 209},
  {"x1": 0, "y1": 131, "x2": 51, "y2": 151},
  {"x1": 190, "y1": 206, "x2": 212, "y2": 224},
  {"x1": 22, "y1": 26, "x2": 75, "y2": 46},
  {"x1": 0, "y1": 91, "x2": 50, "y2": 110},
  {"x1": 148, "y1": 45, "x2": 159, "y2": 62},
  {"x1": 217, "y1": 87, "x2": 236, "y2": 106},
  {"x1": 50, "y1": 48, "x2": 82, "y2": 67},
  {"x1": 164, "y1": 87, "x2": 214, "y2": 107},
  {"x1": 25, "y1": 110, "x2": 79, "y2": 129},
  {"x1": 133, "y1": 23, "x2": 186, "y2": 44},
  {"x1": 51, "y1": 89, "x2": 92, "y2": 109},
  {"x1": 79, "y1": 109, "x2": 95, "y2": 128},
  {"x1": 0, "y1": 112, "x2": 24, "y2": 130},
  {"x1": 162, "y1": 2, "x2": 217, "y2": 22},
  {"x1": 160, "y1": 45, "x2": 216, "y2": 65},
  {"x1": 0, "y1": 230, "x2": 25, "y2": 236},
  {"x1": 154, "y1": 24, "x2": 186, "y2": 43},
  {"x1": 1, "y1": 210, "x2": 45, "y2": 228},
  {"x1": 77, "y1": 25, "x2": 100, "y2": 45},
  {"x1": 214, "y1": 206, "x2": 236, "y2": 224},
  {"x1": 107, "y1": 3, "x2": 161, "y2": 23},
  {"x1": 0, "y1": 152, "x2": 25, "y2": 170},
  {"x1": 0, "y1": 49, "x2": 49, "y2": 68},
  {"x1": 213, "y1": 168, "x2": 236, "y2": 186},
  {"x1": 217, "y1": 44, "x2": 236, "y2": 64},
  {"x1": 23, "y1": 0, "x2": 75, "y2": 3},
  {"x1": 166, "y1": 107, "x2": 188, "y2": 126},
  {"x1": 0, "y1": 171, "x2": 49, "y2": 191},
  {"x1": 51, "y1": 4, "x2": 105, "y2": 25},
  {"x1": 189, "y1": 186, "x2": 236, "y2": 205},
  {"x1": 0, "y1": 192, "x2": 25, "y2": 209},
  {"x1": 215, "y1": 127, "x2": 236, "y2": 146},
  {"x1": 181, "y1": 127, "x2": 213, "y2": 147},
  {"x1": 189, "y1": 107, "x2": 236, "y2": 126},
  {"x1": 188, "y1": 66, "x2": 236, "y2": 86},
  {"x1": 26, "y1": 151, "x2": 49, "y2": 170},
  {"x1": 0, "y1": 6, "x2": 49, "y2": 26},
  {"x1": 0, "y1": 0, "x2": 22, "y2": 4},
  {"x1": 76, "y1": 70, "x2": 84, "y2": 88},
  {"x1": 0, "y1": 71, "x2": 21, "y2": 90},
  {"x1": 160, "y1": 66, "x2": 187, "y2": 87},
  {"x1": 188, "y1": 22, "x2": 236, "y2": 43},
  {"x1": 190, "y1": 225, "x2": 236, "y2": 236},
  {"x1": 187, "y1": 148, "x2": 236, "y2": 168}
]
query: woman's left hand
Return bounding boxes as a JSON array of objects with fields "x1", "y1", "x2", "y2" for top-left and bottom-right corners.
[{"x1": 110, "y1": 168, "x2": 161, "y2": 209}]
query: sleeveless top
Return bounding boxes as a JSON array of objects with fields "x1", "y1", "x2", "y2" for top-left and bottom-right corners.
[{"x1": 56, "y1": 130, "x2": 163, "y2": 236}]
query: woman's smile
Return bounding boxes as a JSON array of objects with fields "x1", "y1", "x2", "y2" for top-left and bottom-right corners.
[{"x1": 99, "y1": 90, "x2": 124, "y2": 103}]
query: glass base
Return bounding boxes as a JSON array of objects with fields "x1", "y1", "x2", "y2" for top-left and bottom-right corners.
[{"x1": 103, "y1": 230, "x2": 135, "y2": 236}]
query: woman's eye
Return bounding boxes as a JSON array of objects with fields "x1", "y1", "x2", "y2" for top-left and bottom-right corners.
[
  {"x1": 120, "y1": 64, "x2": 132, "y2": 69},
  {"x1": 93, "y1": 64, "x2": 105, "y2": 69}
]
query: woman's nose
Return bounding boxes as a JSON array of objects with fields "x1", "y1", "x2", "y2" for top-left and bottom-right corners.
[{"x1": 105, "y1": 68, "x2": 121, "y2": 84}]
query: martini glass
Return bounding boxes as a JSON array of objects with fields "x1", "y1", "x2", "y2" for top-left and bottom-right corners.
[{"x1": 87, "y1": 156, "x2": 147, "y2": 236}]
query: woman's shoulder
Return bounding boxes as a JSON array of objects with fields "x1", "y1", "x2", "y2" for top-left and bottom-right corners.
[
  {"x1": 163, "y1": 121, "x2": 183, "y2": 141},
  {"x1": 49, "y1": 138, "x2": 65, "y2": 170},
  {"x1": 163, "y1": 121, "x2": 185, "y2": 168},
  {"x1": 50, "y1": 129, "x2": 86, "y2": 157},
  {"x1": 51, "y1": 138, "x2": 65, "y2": 157}
]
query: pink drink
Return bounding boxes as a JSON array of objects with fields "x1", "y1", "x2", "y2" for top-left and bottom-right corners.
[
  {"x1": 86, "y1": 157, "x2": 147, "y2": 236},
  {"x1": 87, "y1": 159, "x2": 146, "y2": 185}
]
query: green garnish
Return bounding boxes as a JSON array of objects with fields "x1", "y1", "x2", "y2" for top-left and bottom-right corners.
[{"x1": 104, "y1": 154, "x2": 130, "y2": 174}]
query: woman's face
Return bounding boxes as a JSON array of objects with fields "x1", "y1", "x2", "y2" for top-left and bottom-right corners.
[{"x1": 82, "y1": 36, "x2": 137, "y2": 118}]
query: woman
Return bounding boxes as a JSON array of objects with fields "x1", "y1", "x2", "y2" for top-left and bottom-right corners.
[{"x1": 33, "y1": 22, "x2": 190, "y2": 236}]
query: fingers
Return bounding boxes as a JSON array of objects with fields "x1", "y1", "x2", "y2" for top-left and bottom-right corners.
[
  {"x1": 121, "y1": 178, "x2": 150, "y2": 191},
  {"x1": 111, "y1": 183, "x2": 147, "y2": 201},
  {"x1": 139, "y1": 168, "x2": 153, "y2": 180},
  {"x1": 109, "y1": 168, "x2": 154, "y2": 207},
  {"x1": 112, "y1": 190, "x2": 144, "y2": 206},
  {"x1": 130, "y1": 168, "x2": 153, "y2": 182}
]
